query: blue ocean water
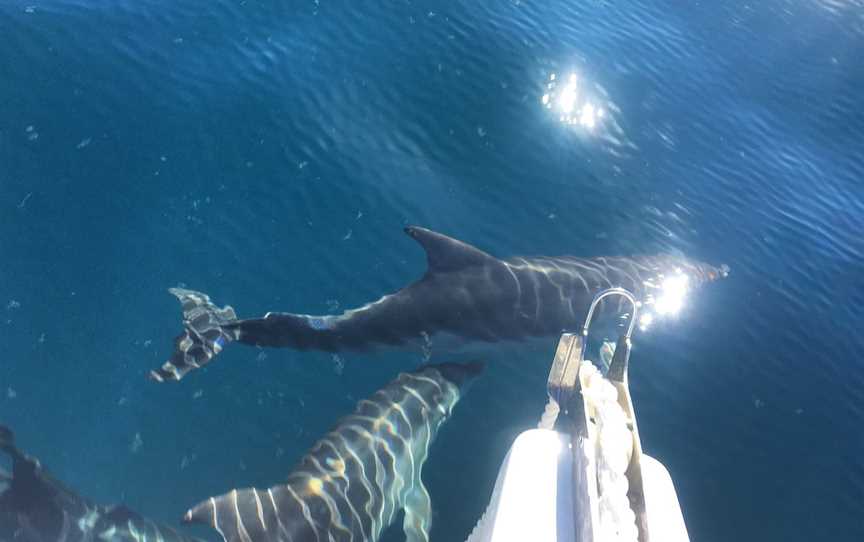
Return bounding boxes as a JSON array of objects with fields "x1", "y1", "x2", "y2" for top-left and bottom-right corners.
[{"x1": 1, "y1": 0, "x2": 862, "y2": 540}]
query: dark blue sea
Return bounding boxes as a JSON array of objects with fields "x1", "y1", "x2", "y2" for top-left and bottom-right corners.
[{"x1": 2, "y1": 1, "x2": 863, "y2": 540}]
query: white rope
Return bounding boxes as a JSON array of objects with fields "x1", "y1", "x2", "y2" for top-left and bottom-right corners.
[
  {"x1": 537, "y1": 398, "x2": 561, "y2": 430},
  {"x1": 580, "y1": 359, "x2": 638, "y2": 542}
]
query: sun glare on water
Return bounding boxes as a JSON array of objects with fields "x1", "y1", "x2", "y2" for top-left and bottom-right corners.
[
  {"x1": 638, "y1": 271, "x2": 692, "y2": 331},
  {"x1": 542, "y1": 72, "x2": 605, "y2": 130},
  {"x1": 654, "y1": 274, "x2": 689, "y2": 316}
]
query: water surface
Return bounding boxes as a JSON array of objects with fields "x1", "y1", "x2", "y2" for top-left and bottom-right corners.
[{"x1": 1, "y1": 1, "x2": 862, "y2": 540}]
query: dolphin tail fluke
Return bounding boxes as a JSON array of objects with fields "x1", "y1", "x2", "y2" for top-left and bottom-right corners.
[{"x1": 149, "y1": 289, "x2": 239, "y2": 383}]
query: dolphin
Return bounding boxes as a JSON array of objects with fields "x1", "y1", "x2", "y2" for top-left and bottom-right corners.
[
  {"x1": 182, "y1": 361, "x2": 483, "y2": 542},
  {"x1": 150, "y1": 226, "x2": 728, "y2": 382},
  {"x1": 0, "y1": 425, "x2": 202, "y2": 542}
]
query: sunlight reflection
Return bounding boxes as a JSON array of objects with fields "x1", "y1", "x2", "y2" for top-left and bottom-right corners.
[
  {"x1": 542, "y1": 71, "x2": 605, "y2": 131},
  {"x1": 638, "y1": 269, "x2": 692, "y2": 331},
  {"x1": 654, "y1": 274, "x2": 689, "y2": 316}
]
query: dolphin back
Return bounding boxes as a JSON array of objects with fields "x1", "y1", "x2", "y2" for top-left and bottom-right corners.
[
  {"x1": 184, "y1": 362, "x2": 483, "y2": 542},
  {"x1": 0, "y1": 425, "x2": 203, "y2": 542}
]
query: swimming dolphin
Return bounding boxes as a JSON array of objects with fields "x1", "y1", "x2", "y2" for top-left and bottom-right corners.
[
  {"x1": 182, "y1": 361, "x2": 483, "y2": 542},
  {"x1": 150, "y1": 226, "x2": 728, "y2": 382},
  {"x1": 0, "y1": 425, "x2": 202, "y2": 542}
]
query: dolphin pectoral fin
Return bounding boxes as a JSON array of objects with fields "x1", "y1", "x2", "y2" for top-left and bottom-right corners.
[
  {"x1": 149, "y1": 289, "x2": 239, "y2": 382},
  {"x1": 404, "y1": 226, "x2": 496, "y2": 274},
  {"x1": 185, "y1": 492, "x2": 248, "y2": 542},
  {"x1": 402, "y1": 482, "x2": 433, "y2": 542},
  {"x1": 185, "y1": 487, "x2": 308, "y2": 542}
]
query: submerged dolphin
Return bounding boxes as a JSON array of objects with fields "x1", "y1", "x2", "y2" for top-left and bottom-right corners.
[
  {"x1": 0, "y1": 426, "x2": 201, "y2": 542},
  {"x1": 150, "y1": 226, "x2": 728, "y2": 382},
  {"x1": 182, "y1": 361, "x2": 483, "y2": 542}
]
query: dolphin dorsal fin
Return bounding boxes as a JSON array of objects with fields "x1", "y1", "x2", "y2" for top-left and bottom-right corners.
[
  {"x1": 404, "y1": 226, "x2": 496, "y2": 273},
  {"x1": 0, "y1": 425, "x2": 14, "y2": 452}
]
